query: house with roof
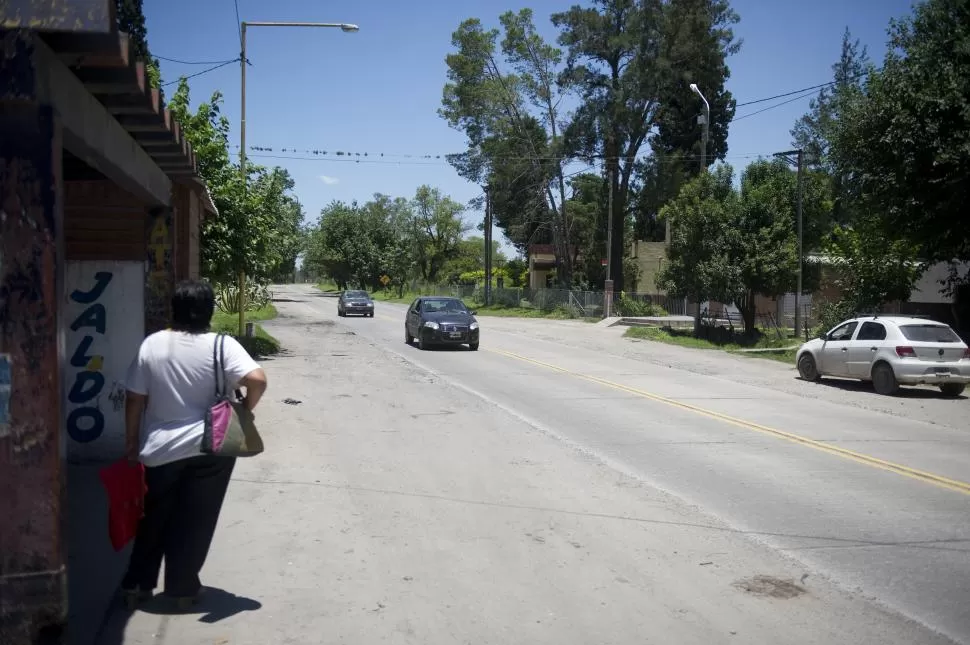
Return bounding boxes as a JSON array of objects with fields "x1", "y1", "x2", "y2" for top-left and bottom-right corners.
[{"x1": 1, "y1": 4, "x2": 216, "y2": 642}]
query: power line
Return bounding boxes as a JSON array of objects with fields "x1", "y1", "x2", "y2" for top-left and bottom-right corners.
[
  {"x1": 156, "y1": 54, "x2": 238, "y2": 66},
  {"x1": 242, "y1": 149, "x2": 776, "y2": 166},
  {"x1": 232, "y1": 0, "x2": 243, "y2": 50},
  {"x1": 735, "y1": 81, "x2": 834, "y2": 108},
  {"x1": 161, "y1": 58, "x2": 239, "y2": 87},
  {"x1": 731, "y1": 87, "x2": 823, "y2": 123}
]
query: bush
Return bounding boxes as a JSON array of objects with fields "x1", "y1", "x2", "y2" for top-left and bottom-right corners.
[
  {"x1": 552, "y1": 304, "x2": 578, "y2": 319},
  {"x1": 615, "y1": 293, "x2": 668, "y2": 317},
  {"x1": 215, "y1": 281, "x2": 272, "y2": 314},
  {"x1": 813, "y1": 300, "x2": 856, "y2": 337}
]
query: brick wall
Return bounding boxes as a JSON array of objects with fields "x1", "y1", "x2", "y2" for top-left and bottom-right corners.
[{"x1": 64, "y1": 181, "x2": 144, "y2": 261}]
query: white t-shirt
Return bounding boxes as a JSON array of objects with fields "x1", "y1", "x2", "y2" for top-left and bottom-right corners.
[{"x1": 125, "y1": 330, "x2": 261, "y2": 467}]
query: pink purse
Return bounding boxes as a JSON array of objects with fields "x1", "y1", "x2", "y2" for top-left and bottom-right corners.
[{"x1": 201, "y1": 334, "x2": 264, "y2": 457}]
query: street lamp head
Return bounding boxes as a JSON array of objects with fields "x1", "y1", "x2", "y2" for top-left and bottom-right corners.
[
  {"x1": 689, "y1": 83, "x2": 699, "y2": 93},
  {"x1": 340, "y1": 23, "x2": 360, "y2": 32}
]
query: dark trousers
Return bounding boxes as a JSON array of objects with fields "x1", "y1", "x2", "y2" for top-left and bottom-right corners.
[{"x1": 122, "y1": 455, "x2": 235, "y2": 597}]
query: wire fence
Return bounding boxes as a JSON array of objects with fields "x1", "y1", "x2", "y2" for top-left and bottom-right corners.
[{"x1": 395, "y1": 283, "x2": 692, "y2": 319}]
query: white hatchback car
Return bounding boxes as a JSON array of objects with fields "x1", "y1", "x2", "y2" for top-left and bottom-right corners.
[{"x1": 796, "y1": 315, "x2": 970, "y2": 397}]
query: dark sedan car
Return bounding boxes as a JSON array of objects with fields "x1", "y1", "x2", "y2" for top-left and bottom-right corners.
[
  {"x1": 337, "y1": 290, "x2": 374, "y2": 317},
  {"x1": 404, "y1": 296, "x2": 479, "y2": 351}
]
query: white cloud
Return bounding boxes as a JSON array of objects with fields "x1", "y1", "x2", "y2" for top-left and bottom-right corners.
[{"x1": 319, "y1": 175, "x2": 340, "y2": 185}]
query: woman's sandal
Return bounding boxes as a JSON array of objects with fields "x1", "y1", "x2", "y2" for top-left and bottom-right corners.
[{"x1": 120, "y1": 587, "x2": 153, "y2": 610}]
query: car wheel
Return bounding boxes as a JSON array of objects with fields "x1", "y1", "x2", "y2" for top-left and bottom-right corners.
[
  {"x1": 797, "y1": 353, "x2": 820, "y2": 382},
  {"x1": 469, "y1": 342, "x2": 479, "y2": 351},
  {"x1": 871, "y1": 362, "x2": 900, "y2": 396},
  {"x1": 405, "y1": 327, "x2": 413, "y2": 345},
  {"x1": 939, "y1": 383, "x2": 966, "y2": 397}
]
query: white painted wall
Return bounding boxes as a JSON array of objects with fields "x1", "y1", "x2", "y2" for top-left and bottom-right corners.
[
  {"x1": 63, "y1": 261, "x2": 144, "y2": 461},
  {"x1": 909, "y1": 262, "x2": 967, "y2": 304}
]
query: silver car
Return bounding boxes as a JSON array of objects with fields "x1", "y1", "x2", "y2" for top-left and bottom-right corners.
[
  {"x1": 337, "y1": 290, "x2": 374, "y2": 317},
  {"x1": 796, "y1": 315, "x2": 969, "y2": 397}
]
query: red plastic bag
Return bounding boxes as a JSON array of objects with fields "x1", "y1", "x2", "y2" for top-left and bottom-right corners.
[{"x1": 99, "y1": 459, "x2": 147, "y2": 551}]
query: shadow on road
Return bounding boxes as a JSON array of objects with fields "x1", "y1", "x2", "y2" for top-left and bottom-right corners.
[
  {"x1": 805, "y1": 377, "x2": 966, "y2": 400},
  {"x1": 96, "y1": 588, "x2": 261, "y2": 644}
]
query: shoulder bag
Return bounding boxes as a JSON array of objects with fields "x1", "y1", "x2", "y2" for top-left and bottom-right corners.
[{"x1": 201, "y1": 333, "x2": 264, "y2": 457}]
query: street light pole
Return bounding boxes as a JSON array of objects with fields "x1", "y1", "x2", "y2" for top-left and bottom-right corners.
[
  {"x1": 688, "y1": 83, "x2": 710, "y2": 332},
  {"x1": 237, "y1": 20, "x2": 359, "y2": 336},
  {"x1": 773, "y1": 148, "x2": 805, "y2": 338},
  {"x1": 689, "y1": 83, "x2": 710, "y2": 173}
]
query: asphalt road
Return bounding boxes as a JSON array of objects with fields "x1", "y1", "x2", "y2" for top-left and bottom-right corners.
[
  {"x1": 108, "y1": 284, "x2": 969, "y2": 644},
  {"x1": 290, "y1": 285, "x2": 969, "y2": 643}
]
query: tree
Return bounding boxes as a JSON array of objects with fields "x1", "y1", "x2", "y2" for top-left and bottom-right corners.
[
  {"x1": 554, "y1": 0, "x2": 740, "y2": 289},
  {"x1": 410, "y1": 185, "x2": 470, "y2": 283},
  {"x1": 168, "y1": 80, "x2": 304, "y2": 289},
  {"x1": 822, "y1": 219, "x2": 925, "y2": 317},
  {"x1": 304, "y1": 201, "x2": 379, "y2": 290},
  {"x1": 441, "y1": 10, "x2": 577, "y2": 286},
  {"x1": 115, "y1": 0, "x2": 162, "y2": 91},
  {"x1": 563, "y1": 172, "x2": 608, "y2": 288},
  {"x1": 440, "y1": 236, "x2": 507, "y2": 285},
  {"x1": 790, "y1": 28, "x2": 869, "y2": 227},
  {"x1": 365, "y1": 194, "x2": 415, "y2": 295},
  {"x1": 656, "y1": 165, "x2": 739, "y2": 333},
  {"x1": 730, "y1": 160, "x2": 801, "y2": 332},
  {"x1": 830, "y1": 0, "x2": 970, "y2": 292},
  {"x1": 633, "y1": 0, "x2": 741, "y2": 242}
]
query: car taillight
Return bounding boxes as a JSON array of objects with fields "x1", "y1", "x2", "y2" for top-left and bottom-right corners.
[
  {"x1": 963, "y1": 348, "x2": 970, "y2": 360},
  {"x1": 895, "y1": 346, "x2": 917, "y2": 358}
]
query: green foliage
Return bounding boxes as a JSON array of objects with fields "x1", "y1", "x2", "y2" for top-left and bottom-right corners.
[
  {"x1": 829, "y1": 0, "x2": 970, "y2": 292},
  {"x1": 658, "y1": 158, "x2": 832, "y2": 334},
  {"x1": 411, "y1": 186, "x2": 470, "y2": 282},
  {"x1": 615, "y1": 293, "x2": 667, "y2": 317},
  {"x1": 115, "y1": 0, "x2": 162, "y2": 92},
  {"x1": 656, "y1": 166, "x2": 739, "y2": 307},
  {"x1": 215, "y1": 282, "x2": 272, "y2": 315},
  {"x1": 813, "y1": 299, "x2": 856, "y2": 338},
  {"x1": 167, "y1": 81, "x2": 304, "y2": 287},
  {"x1": 791, "y1": 28, "x2": 869, "y2": 179},
  {"x1": 554, "y1": 0, "x2": 741, "y2": 287},
  {"x1": 441, "y1": 10, "x2": 576, "y2": 286},
  {"x1": 440, "y1": 236, "x2": 507, "y2": 284},
  {"x1": 821, "y1": 220, "x2": 925, "y2": 316},
  {"x1": 304, "y1": 187, "x2": 469, "y2": 293}
]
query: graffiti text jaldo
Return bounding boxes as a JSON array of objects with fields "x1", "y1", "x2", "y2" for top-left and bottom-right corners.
[{"x1": 67, "y1": 271, "x2": 113, "y2": 443}]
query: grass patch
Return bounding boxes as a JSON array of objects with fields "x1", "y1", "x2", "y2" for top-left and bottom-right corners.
[
  {"x1": 624, "y1": 325, "x2": 798, "y2": 364},
  {"x1": 312, "y1": 284, "x2": 598, "y2": 321},
  {"x1": 211, "y1": 304, "x2": 281, "y2": 358}
]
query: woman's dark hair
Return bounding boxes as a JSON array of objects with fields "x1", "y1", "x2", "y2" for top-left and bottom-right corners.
[{"x1": 171, "y1": 280, "x2": 216, "y2": 333}]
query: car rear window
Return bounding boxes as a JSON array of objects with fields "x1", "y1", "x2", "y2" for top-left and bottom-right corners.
[{"x1": 898, "y1": 324, "x2": 961, "y2": 343}]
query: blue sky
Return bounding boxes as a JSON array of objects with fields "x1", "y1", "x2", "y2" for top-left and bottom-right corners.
[{"x1": 145, "y1": 0, "x2": 914, "y2": 252}]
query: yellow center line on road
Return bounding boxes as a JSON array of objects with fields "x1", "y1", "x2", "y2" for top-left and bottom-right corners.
[{"x1": 487, "y1": 348, "x2": 970, "y2": 497}]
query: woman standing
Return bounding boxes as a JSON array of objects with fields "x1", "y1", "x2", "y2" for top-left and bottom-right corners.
[{"x1": 120, "y1": 280, "x2": 268, "y2": 609}]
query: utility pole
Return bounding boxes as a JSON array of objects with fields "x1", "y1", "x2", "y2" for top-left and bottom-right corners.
[
  {"x1": 773, "y1": 148, "x2": 805, "y2": 338},
  {"x1": 237, "y1": 20, "x2": 359, "y2": 336},
  {"x1": 604, "y1": 168, "x2": 614, "y2": 318},
  {"x1": 238, "y1": 23, "x2": 248, "y2": 336},
  {"x1": 483, "y1": 186, "x2": 492, "y2": 306},
  {"x1": 606, "y1": 168, "x2": 613, "y2": 283}
]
